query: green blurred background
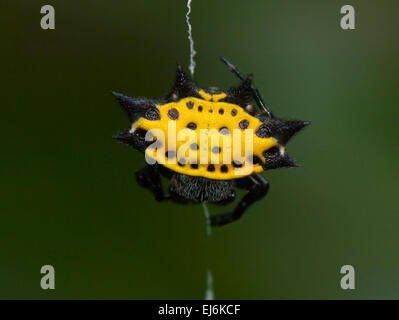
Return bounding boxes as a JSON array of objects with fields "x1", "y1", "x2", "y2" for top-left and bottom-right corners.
[{"x1": 1, "y1": 0, "x2": 398, "y2": 299}]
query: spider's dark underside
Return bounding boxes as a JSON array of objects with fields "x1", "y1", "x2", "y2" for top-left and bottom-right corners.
[{"x1": 113, "y1": 58, "x2": 309, "y2": 226}]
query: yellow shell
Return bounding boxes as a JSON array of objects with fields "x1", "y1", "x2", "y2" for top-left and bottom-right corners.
[{"x1": 133, "y1": 94, "x2": 277, "y2": 180}]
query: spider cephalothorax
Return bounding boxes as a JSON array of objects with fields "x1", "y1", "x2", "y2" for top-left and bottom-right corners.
[{"x1": 113, "y1": 57, "x2": 309, "y2": 226}]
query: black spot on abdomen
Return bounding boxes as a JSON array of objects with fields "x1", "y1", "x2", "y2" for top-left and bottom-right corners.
[
  {"x1": 190, "y1": 143, "x2": 199, "y2": 150},
  {"x1": 219, "y1": 127, "x2": 229, "y2": 135},
  {"x1": 187, "y1": 122, "x2": 197, "y2": 130},
  {"x1": 239, "y1": 120, "x2": 249, "y2": 130},
  {"x1": 212, "y1": 146, "x2": 221, "y2": 154},
  {"x1": 165, "y1": 150, "x2": 176, "y2": 158},
  {"x1": 168, "y1": 108, "x2": 179, "y2": 120},
  {"x1": 232, "y1": 160, "x2": 243, "y2": 168}
]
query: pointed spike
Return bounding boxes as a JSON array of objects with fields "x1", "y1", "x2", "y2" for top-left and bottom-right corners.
[
  {"x1": 262, "y1": 147, "x2": 299, "y2": 170},
  {"x1": 288, "y1": 120, "x2": 310, "y2": 130},
  {"x1": 280, "y1": 120, "x2": 309, "y2": 144},
  {"x1": 169, "y1": 64, "x2": 199, "y2": 100},
  {"x1": 112, "y1": 91, "x2": 134, "y2": 119},
  {"x1": 175, "y1": 64, "x2": 185, "y2": 83},
  {"x1": 112, "y1": 129, "x2": 135, "y2": 145},
  {"x1": 112, "y1": 91, "x2": 157, "y2": 122},
  {"x1": 113, "y1": 128, "x2": 150, "y2": 151},
  {"x1": 112, "y1": 91, "x2": 141, "y2": 122},
  {"x1": 225, "y1": 75, "x2": 254, "y2": 107},
  {"x1": 280, "y1": 154, "x2": 299, "y2": 168},
  {"x1": 237, "y1": 74, "x2": 253, "y2": 89},
  {"x1": 266, "y1": 119, "x2": 310, "y2": 145}
]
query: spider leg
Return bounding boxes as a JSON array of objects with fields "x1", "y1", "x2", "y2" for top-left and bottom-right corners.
[
  {"x1": 135, "y1": 165, "x2": 170, "y2": 202},
  {"x1": 209, "y1": 174, "x2": 269, "y2": 227},
  {"x1": 220, "y1": 56, "x2": 272, "y2": 118}
]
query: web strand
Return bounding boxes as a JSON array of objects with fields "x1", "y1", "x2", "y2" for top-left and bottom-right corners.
[
  {"x1": 186, "y1": 0, "x2": 196, "y2": 77},
  {"x1": 186, "y1": 1, "x2": 213, "y2": 300}
]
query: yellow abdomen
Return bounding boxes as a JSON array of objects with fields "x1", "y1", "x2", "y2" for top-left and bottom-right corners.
[{"x1": 134, "y1": 97, "x2": 277, "y2": 180}]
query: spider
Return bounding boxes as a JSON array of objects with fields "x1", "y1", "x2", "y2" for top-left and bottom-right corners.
[{"x1": 112, "y1": 57, "x2": 309, "y2": 227}]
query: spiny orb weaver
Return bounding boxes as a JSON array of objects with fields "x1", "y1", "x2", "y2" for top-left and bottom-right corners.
[{"x1": 113, "y1": 57, "x2": 309, "y2": 227}]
